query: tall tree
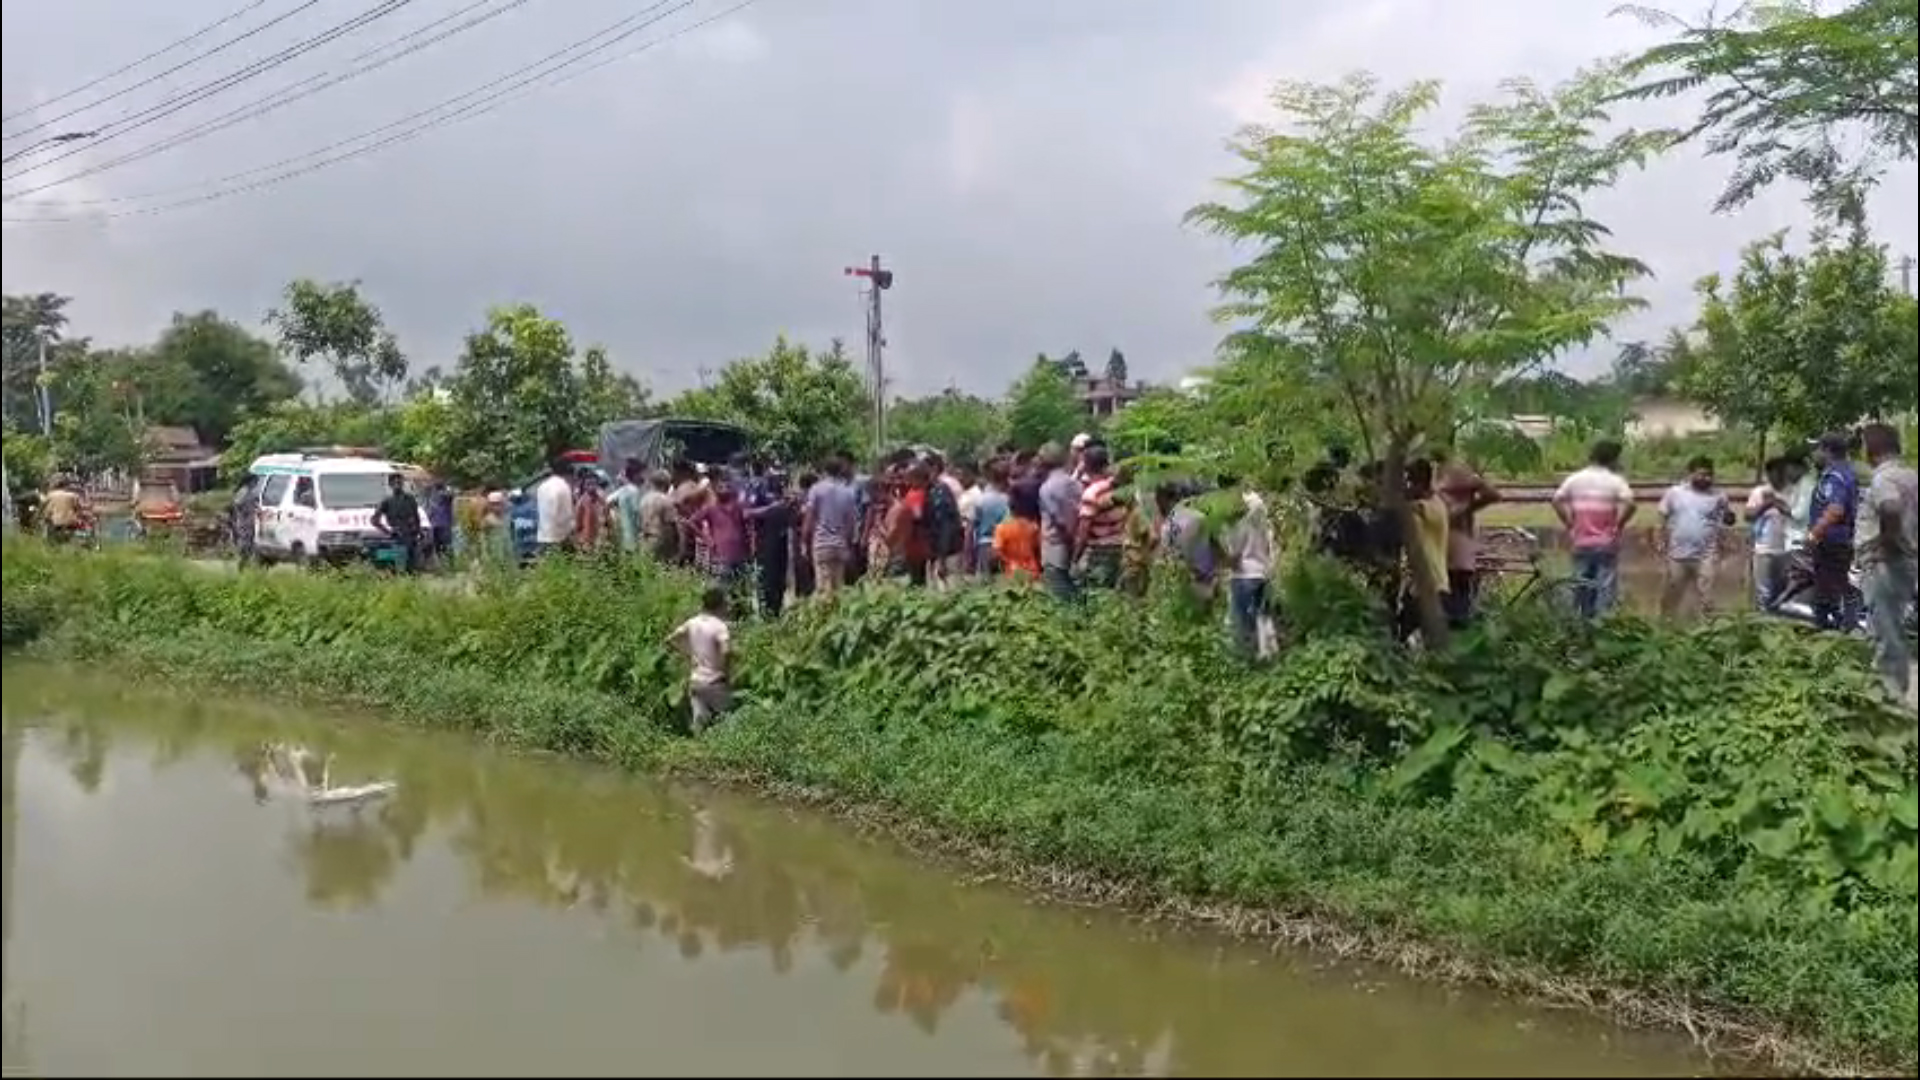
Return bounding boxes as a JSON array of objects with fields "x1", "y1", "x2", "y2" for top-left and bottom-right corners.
[
  {"x1": 1, "y1": 293, "x2": 73, "y2": 432},
  {"x1": 46, "y1": 355, "x2": 146, "y2": 481},
  {"x1": 576, "y1": 344, "x2": 654, "y2": 432},
  {"x1": 1684, "y1": 210, "x2": 1918, "y2": 446},
  {"x1": 1186, "y1": 70, "x2": 1658, "y2": 640},
  {"x1": 1005, "y1": 358, "x2": 1086, "y2": 451},
  {"x1": 888, "y1": 389, "x2": 1005, "y2": 459},
  {"x1": 136, "y1": 311, "x2": 302, "y2": 445},
  {"x1": 433, "y1": 305, "x2": 593, "y2": 486},
  {"x1": 1104, "y1": 348, "x2": 1129, "y2": 386},
  {"x1": 667, "y1": 336, "x2": 868, "y2": 464},
  {"x1": 266, "y1": 279, "x2": 408, "y2": 406},
  {"x1": 1615, "y1": 0, "x2": 1919, "y2": 213}
]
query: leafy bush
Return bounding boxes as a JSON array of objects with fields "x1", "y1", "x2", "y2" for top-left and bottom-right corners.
[{"x1": 3, "y1": 539, "x2": 1914, "y2": 1068}]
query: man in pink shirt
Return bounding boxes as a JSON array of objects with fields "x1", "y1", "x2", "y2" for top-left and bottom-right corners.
[{"x1": 1552, "y1": 439, "x2": 1638, "y2": 619}]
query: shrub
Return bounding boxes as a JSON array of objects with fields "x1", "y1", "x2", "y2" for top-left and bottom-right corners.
[{"x1": 3, "y1": 539, "x2": 1914, "y2": 1068}]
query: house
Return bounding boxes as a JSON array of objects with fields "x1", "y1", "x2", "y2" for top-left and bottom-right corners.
[
  {"x1": 1074, "y1": 375, "x2": 1141, "y2": 419},
  {"x1": 142, "y1": 425, "x2": 222, "y2": 494},
  {"x1": 1624, "y1": 397, "x2": 1721, "y2": 441}
]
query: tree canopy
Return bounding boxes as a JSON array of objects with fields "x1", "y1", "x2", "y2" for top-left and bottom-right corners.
[
  {"x1": 1186, "y1": 68, "x2": 1661, "y2": 637},
  {"x1": 267, "y1": 279, "x2": 408, "y2": 406},
  {"x1": 1683, "y1": 209, "x2": 1918, "y2": 442},
  {"x1": 1616, "y1": 0, "x2": 1919, "y2": 212},
  {"x1": 667, "y1": 336, "x2": 868, "y2": 465},
  {"x1": 1005, "y1": 358, "x2": 1086, "y2": 450}
]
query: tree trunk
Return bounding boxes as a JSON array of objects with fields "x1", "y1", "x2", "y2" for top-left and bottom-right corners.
[{"x1": 1383, "y1": 437, "x2": 1449, "y2": 649}]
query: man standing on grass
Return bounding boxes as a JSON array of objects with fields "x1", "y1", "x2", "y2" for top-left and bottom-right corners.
[
  {"x1": 1744, "y1": 457, "x2": 1802, "y2": 610},
  {"x1": 1075, "y1": 445, "x2": 1128, "y2": 590},
  {"x1": 370, "y1": 472, "x2": 425, "y2": 574},
  {"x1": 668, "y1": 585, "x2": 733, "y2": 734},
  {"x1": 533, "y1": 456, "x2": 576, "y2": 559},
  {"x1": 1806, "y1": 432, "x2": 1861, "y2": 631},
  {"x1": 1552, "y1": 440, "x2": 1637, "y2": 620},
  {"x1": 1435, "y1": 448, "x2": 1501, "y2": 627},
  {"x1": 1855, "y1": 423, "x2": 1917, "y2": 698},
  {"x1": 1656, "y1": 455, "x2": 1733, "y2": 621},
  {"x1": 610, "y1": 458, "x2": 646, "y2": 554},
  {"x1": 803, "y1": 453, "x2": 861, "y2": 595},
  {"x1": 1037, "y1": 443, "x2": 1084, "y2": 603}
]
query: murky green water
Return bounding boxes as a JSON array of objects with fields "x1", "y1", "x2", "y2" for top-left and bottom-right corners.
[{"x1": 1, "y1": 665, "x2": 1708, "y2": 1078}]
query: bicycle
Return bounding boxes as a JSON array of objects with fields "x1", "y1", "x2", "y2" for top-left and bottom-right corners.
[{"x1": 1474, "y1": 525, "x2": 1585, "y2": 617}]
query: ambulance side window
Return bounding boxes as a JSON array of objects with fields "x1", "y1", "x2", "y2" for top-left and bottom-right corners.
[
  {"x1": 292, "y1": 476, "x2": 317, "y2": 509},
  {"x1": 258, "y1": 475, "x2": 291, "y2": 508}
]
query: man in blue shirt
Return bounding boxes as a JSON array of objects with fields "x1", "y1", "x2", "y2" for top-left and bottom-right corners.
[{"x1": 1805, "y1": 432, "x2": 1860, "y2": 630}]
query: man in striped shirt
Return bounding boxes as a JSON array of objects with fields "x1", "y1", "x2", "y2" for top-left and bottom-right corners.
[{"x1": 1076, "y1": 444, "x2": 1129, "y2": 589}]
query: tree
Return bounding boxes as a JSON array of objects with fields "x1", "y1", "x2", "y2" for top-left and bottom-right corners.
[
  {"x1": 576, "y1": 345, "x2": 654, "y2": 432},
  {"x1": 1005, "y1": 358, "x2": 1085, "y2": 450},
  {"x1": 667, "y1": 336, "x2": 867, "y2": 464},
  {"x1": 135, "y1": 311, "x2": 301, "y2": 445},
  {"x1": 2, "y1": 293, "x2": 73, "y2": 432},
  {"x1": 1053, "y1": 350, "x2": 1090, "y2": 382},
  {"x1": 1616, "y1": 0, "x2": 1919, "y2": 213},
  {"x1": 219, "y1": 400, "x2": 399, "y2": 483},
  {"x1": 1104, "y1": 348, "x2": 1129, "y2": 386},
  {"x1": 1185, "y1": 70, "x2": 1658, "y2": 641},
  {"x1": 45, "y1": 355, "x2": 146, "y2": 481},
  {"x1": 433, "y1": 305, "x2": 593, "y2": 487},
  {"x1": 266, "y1": 279, "x2": 408, "y2": 406},
  {"x1": 1684, "y1": 211, "x2": 1918, "y2": 450},
  {"x1": 888, "y1": 389, "x2": 1005, "y2": 459}
]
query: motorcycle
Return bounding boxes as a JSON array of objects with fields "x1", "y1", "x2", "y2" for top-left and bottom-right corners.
[{"x1": 1766, "y1": 551, "x2": 1918, "y2": 638}]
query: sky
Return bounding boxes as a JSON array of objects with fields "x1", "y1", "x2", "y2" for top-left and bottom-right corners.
[{"x1": 3, "y1": 0, "x2": 1915, "y2": 398}]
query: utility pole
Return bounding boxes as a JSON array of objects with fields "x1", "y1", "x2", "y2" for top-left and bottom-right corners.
[
  {"x1": 35, "y1": 328, "x2": 52, "y2": 437},
  {"x1": 1899, "y1": 254, "x2": 1914, "y2": 297},
  {"x1": 844, "y1": 255, "x2": 893, "y2": 457}
]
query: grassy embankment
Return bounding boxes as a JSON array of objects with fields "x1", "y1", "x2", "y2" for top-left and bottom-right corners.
[{"x1": 1, "y1": 540, "x2": 1914, "y2": 1073}]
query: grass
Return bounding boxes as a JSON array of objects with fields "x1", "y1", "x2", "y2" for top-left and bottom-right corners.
[{"x1": 3, "y1": 539, "x2": 1913, "y2": 1075}]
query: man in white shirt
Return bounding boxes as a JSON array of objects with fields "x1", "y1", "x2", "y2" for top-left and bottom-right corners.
[
  {"x1": 533, "y1": 457, "x2": 576, "y2": 557},
  {"x1": 1223, "y1": 488, "x2": 1277, "y2": 656},
  {"x1": 668, "y1": 586, "x2": 733, "y2": 733},
  {"x1": 1744, "y1": 456, "x2": 1803, "y2": 609}
]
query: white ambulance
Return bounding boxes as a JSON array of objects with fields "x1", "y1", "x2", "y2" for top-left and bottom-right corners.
[{"x1": 245, "y1": 453, "x2": 429, "y2": 565}]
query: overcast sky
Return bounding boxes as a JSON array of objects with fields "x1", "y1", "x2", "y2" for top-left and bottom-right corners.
[{"x1": 3, "y1": 0, "x2": 1915, "y2": 396}]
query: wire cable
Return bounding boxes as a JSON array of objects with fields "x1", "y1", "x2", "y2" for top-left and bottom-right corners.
[
  {"x1": 3, "y1": 1, "x2": 322, "y2": 143},
  {"x1": 3, "y1": 0, "x2": 761, "y2": 225},
  {"x1": 3, "y1": 0, "x2": 416, "y2": 182},
  {"x1": 0, "y1": 1, "x2": 276, "y2": 128},
  {"x1": 6, "y1": 0, "x2": 530, "y2": 202}
]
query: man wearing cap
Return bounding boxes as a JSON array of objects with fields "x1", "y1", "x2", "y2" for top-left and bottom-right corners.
[
  {"x1": 1805, "y1": 432, "x2": 1861, "y2": 630},
  {"x1": 1069, "y1": 433, "x2": 1092, "y2": 482}
]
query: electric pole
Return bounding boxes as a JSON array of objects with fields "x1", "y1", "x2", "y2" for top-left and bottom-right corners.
[
  {"x1": 844, "y1": 255, "x2": 893, "y2": 457},
  {"x1": 36, "y1": 328, "x2": 52, "y2": 437},
  {"x1": 1899, "y1": 254, "x2": 1914, "y2": 297}
]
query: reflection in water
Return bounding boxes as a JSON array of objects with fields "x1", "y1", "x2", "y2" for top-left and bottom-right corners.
[{"x1": 1, "y1": 668, "x2": 1710, "y2": 1078}]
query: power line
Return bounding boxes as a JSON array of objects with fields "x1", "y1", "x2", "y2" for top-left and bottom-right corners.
[
  {"x1": 5, "y1": 0, "x2": 760, "y2": 225},
  {"x1": 0, "y1": 1, "x2": 276, "y2": 128},
  {"x1": 5, "y1": 0, "x2": 531, "y2": 203},
  {"x1": 3, "y1": 0, "x2": 417, "y2": 182},
  {"x1": 2, "y1": 1, "x2": 323, "y2": 144}
]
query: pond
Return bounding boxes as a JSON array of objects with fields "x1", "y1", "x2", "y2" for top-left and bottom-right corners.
[{"x1": 1, "y1": 665, "x2": 1712, "y2": 1078}]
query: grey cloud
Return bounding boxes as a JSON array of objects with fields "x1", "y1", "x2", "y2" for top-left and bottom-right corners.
[{"x1": 4, "y1": 0, "x2": 1914, "y2": 398}]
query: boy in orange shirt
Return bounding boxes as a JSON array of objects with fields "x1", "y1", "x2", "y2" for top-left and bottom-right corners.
[{"x1": 994, "y1": 483, "x2": 1043, "y2": 583}]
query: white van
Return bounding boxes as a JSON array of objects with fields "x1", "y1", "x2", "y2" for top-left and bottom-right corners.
[{"x1": 246, "y1": 453, "x2": 429, "y2": 565}]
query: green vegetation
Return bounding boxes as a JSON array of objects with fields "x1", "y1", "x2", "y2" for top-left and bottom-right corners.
[
  {"x1": 3, "y1": 541, "x2": 1912, "y2": 1071},
  {"x1": 1616, "y1": 0, "x2": 1918, "y2": 214}
]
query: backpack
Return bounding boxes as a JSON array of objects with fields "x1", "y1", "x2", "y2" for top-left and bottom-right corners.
[{"x1": 925, "y1": 482, "x2": 962, "y2": 558}]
